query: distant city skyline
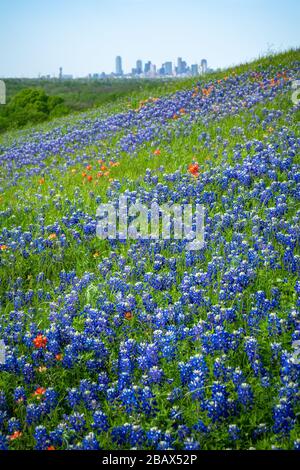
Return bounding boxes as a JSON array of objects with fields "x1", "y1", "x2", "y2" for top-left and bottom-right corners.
[
  {"x1": 0, "y1": 0, "x2": 299, "y2": 78},
  {"x1": 53, "y1": 56, "x2": 210, "y2": 80},
  {"x1": 54, "y1": 55, "x2": 209, "y2": 80}
]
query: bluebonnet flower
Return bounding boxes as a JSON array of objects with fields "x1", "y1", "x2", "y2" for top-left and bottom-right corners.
[
  {"x1": 7, "y1": 418, "x2": 21, "y2": 434},
  {"x1": 228, "y1": 424, "x2": 240, "y2": 441},
  {"x1": 237, "y1": 383, "x2": 254, "y2": 408},
  {"x1": 183, "y1": 438, "x2": 200, "y2": 450},
  {"x1": 82, "y1": 432, "x2": 100, "y2": 450},
  {"x1": 92, "y1": 411, "x2": 109, "y2": 433},
  {"x1": 273, "y1": 398, "x2": 295, "y2": 435},
  {"x1": 294, "y1": 439, "x2": 300, "y2": 450},
  {"x1": 0, "y1": 433, "x2": 8, "y2": 450},
  {"x1": 26, "y1": 403, "x2": 45, "y2": 425},
  {"x1": 14, "y1": 386, "x2": 26, "y2": 404},
  {"x1": 66, "y1": 412, "x2": 86, "y2": 433},
  {"x1": 111, "y1": 423, "x2": 132, "y2": 446},
  {"x1": 253, "y1": 423, "x2": 268, "y2": 439},
  {"x1": 34, "y1": 425, "x2": 49, "y2": 450},
  {"x1": 49, "y1": 423, "x2": 68, "y2": 447}
]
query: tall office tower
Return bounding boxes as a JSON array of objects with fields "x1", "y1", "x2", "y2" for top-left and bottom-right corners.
[
  {"x1": 201, "y1": 59, "x2": 208, "y2": 74},
  {"x1": 144, "y1": 61, "x2": 151, "y2": 74},
  {"x1": 191, "y1": 64, "x2": 199, "y2": 76},
  {"x1": 115, "y1": 56, "x2": 123, "y2": 76},
  {"x1": 177, "y1": 57, "x2": 183, "y2": 74},
  {"x1": 59, "y1": 67, "x2": 63, "y2": 79},
  {"x1": 164, "y1": 61, "x2": 173, "y2": 75},
  {"x1": 149, "y1": 63, "x2": 156, "y2": 77},
  {"x1": 136, "y1": 60, "x2": 142, "y2": 74}
]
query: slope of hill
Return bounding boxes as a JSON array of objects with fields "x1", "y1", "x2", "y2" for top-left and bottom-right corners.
[
  {"x1": 0, "y1": 78, "x2": 175, "y2": 133},
  {"x1": 0, "y1": 49, "x2": 299, "y2": 450}
]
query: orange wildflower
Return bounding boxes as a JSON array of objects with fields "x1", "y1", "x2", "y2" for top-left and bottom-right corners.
[
  {"x1": 39, "y1": 177, "x2": 45, "y2": 185},
  {"x1": 202, "y1": 86, "x2": 214, "y2": 97},
  {"x1": 86, "y1": 165, "x2": 92, "y2": 170},
  {"x1": 55, "y1": 353, "x2": 63, "y2": 361},
  {"x1": 33, "y1": 387, "x2": 46, "y2": 399},
  {"x1": 48, "y1": 233, "x2": 57, "y2": 240},
  {"x1": 153, "y1": 149, "x2": 161, "y2": 156},
  {"x1": 0, "y1": 244, "x2": 8, "y2": 251},
  {"x1": 188, "y1": 162, "x2": 199, "y2": 177},
  {"x1": 47, "y1": 446, "x2": 56, "y2": 450},
  {"x1": 33, "y1": 334, "x2": 47, "y2": 349},
  {"x1": 124, "y1": 311, "x2": 133, "y2": 320},
  {"x1": 87, "y1": 175, "x2": 93, "y2": 182},
  {"x1": 9, "y1": 431, "x2": 22, "y2": 441}
]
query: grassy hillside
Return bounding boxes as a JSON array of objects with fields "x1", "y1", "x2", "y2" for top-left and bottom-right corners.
[
  {"x1": 0, "y1": 49, "x2": 299, "y2": 450},
  {"x1": 0, "y1": 78, "x2": 175, "y2": 133},
  {"x1": 2, "y1": 78, "x2": 172, "y2": 111}
]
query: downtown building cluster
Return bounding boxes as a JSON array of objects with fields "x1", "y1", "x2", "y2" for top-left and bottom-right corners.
[
  {"x1": 45, "y1": 57, "x2": 211, "y2": 81},
  {"x1": 114, "y1": 56, "x2": 210, "y2": 78}
]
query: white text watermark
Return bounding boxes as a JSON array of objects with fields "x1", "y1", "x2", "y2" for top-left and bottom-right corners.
[
  {"x1": 0, "y1": 80, "x2": 6, "y2": 104},
  {"x1": 292, "y1": 80, "x2": 300, "y2": 105},
  {"x1": 96, "y1": 196, "x2": 205, "y2": 250}
]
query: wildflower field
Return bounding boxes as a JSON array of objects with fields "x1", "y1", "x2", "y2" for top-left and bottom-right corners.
[{"x1": 0, "y1": 50, "x2": 299, "y2": 450}]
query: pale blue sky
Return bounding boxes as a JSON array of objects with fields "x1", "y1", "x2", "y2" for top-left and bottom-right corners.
[{"x1": 0, "y1": 0, "x2": 299, "y2": 77}]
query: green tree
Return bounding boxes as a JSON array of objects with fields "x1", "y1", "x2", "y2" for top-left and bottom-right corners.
[{"x1": 0, "y1": 88, "x2": 70, "y2": 132}]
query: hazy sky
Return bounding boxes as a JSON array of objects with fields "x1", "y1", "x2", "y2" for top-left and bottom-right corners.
[{"x1": 0, "y1": 0, "x2": 299, "y2": 77}]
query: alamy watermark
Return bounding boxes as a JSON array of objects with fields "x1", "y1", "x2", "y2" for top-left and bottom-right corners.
[
  {"x1": 0, "y1": 80, "x2": 6, "y2": 105},
  {"x1": 0, "y1": 339, "x2": 5, "y2": 364},
  {"x1": 291, "y1": 80, "x2": 300, "y2": 105},
  {"x1": 291, "y1": 340, "x2": 300, "y2": 365},
  {"x1": 96, "y1": 196, "x2": 204, "y2": 250}
]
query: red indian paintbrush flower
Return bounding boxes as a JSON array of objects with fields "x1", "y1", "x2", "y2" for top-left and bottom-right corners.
[
  {"x1": 33, "y1": 334, "x2": 47, "y2": 349},
  {"x1": 188, "y1": 162, "x2": 199, "y2": 177},
  {"x1": 124, "y1": 311, "x2": 133, "y2": 320},
  {"x1": 9, "y1": 431, "x2": 22, "y2": 441},
  {"x1": 33, "y1": 387, "x2": 47, "y2": 399}
]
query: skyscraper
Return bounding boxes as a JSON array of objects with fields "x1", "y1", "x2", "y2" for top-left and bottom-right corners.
[
  {"x1": 150, "y1": 63, "x2": 156, "y2": 77},
  {"x1": 191, "y1": 64, "x2": 199, "y2": 76},
  {"x1": 136, "y1": 60, "x2": 142, "y2": 74},
  {"x1": 164, "y1": 61, "x2": 173, "y2": 75},
  {"x1": 201, "y1": 59, "x2": 208, "y2": 74},
  {"x1": 144, "y1": 61, "x2": 151, "y2": 74},
  {"x1": 115, "y1": 56, "x2": 123, "y2": 76},
  {"x1": 177, "y1": 57, "x2": 183, "y2": 74}
]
